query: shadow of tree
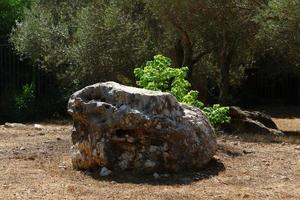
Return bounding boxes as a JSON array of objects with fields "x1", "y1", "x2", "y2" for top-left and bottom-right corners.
[{"x1": 84, "y1": 158, "x2": 225, "y2": 185}]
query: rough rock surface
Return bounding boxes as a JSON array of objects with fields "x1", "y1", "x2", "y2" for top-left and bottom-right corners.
[
  {"x1": 68, "y1": 82, "x2": 217, "y2": 173},
  {"x1": 226, "y1": 107, "x2": 284, "y2": 137}
]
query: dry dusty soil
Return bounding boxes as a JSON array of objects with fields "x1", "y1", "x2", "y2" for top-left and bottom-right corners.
[{"x1": 0, "y1": 122, "x2": 300, "y2": 200}]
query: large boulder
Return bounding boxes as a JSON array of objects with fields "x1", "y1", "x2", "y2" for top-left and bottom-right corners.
[
  {"x1": 225, "y1": 107, "x2": 284, "y2": 140},
  {"x1": 68, "y1": 82, "x2": 217, "y2": 173}
]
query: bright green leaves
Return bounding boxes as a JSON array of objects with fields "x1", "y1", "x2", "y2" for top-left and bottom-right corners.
[
  {"x1": 134, "y1": 55, "x2": 230, "y2": 128},
  {"x1": 202, "y1": 104, "x2": 230, "y2": 127},
  {"x1": 134, "y1": 55, "x2": 203, "y2": 107}
]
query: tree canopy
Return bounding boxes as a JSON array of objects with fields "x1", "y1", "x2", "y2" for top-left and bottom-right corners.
[
  {"x1": 0, "y1": 0, "x2": 30, "y2": 35},
  {"x1": 255, "y1": 0, "x2": 300, "y2": 63},
  {"x1": 10, "y1": 0, "x2": 300, "y2": 105}
]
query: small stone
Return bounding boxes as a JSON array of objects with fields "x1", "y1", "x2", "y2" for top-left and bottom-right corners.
[
  {"x1": 281, "y1": 176, "x2": 290, "y2": 181},
  {"x1": 100, "y1": 167, "x2": 112, "y2": 177},
  {"x1": 4, "y1": 123, "x2": 26, "y2": 128},
  {"x1": 20, "y1": 147, "x2": 25, "y2": 151},
  {"x1": 295, "y1": 146, "x2": 300, "y2": 150},
  {"x1": 59, "y1": 165, "x2": 67, "y2": 169},
  {"x1": 2, "y1": 184, "x2": 9, "y2": 189},
  {"x1": 153, "y1": 172, "x2": 160, "y2": 179},
  {"x1": 34, "y1": 124, "x2": 45, "y2": 130},
  {"x1": 214, "y1": 156, "x2": 221, "y2": 160},
  {"x1": 243, "y1": 150, "x2": 254, "y2": 154}
]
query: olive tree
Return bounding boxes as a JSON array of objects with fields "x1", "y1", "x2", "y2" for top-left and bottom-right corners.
[
  {"x1": 0, "y1": 0, "x2": 30, "y2": 35},
  {"x1": 11, "y1": 0, "x2": 156, "y2": 92},
  {"x1": 255, "y1": 0, "x2": 300, "y2": 63},
  {"x1": 146, "y1": 0, "x2": 265, "y2": 104}
]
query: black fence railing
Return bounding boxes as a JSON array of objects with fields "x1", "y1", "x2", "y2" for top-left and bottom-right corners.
[{"x1": 0, "y1": 36, "x2": 56, "y2": 121}]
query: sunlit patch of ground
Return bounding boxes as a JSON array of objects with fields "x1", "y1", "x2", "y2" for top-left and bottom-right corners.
[
  {"x1": 273, "y1": 118, "x2": 300, "y2": 132},
  {"x1": 0, "y1": 122, "x2": 300, "y2": 200}
]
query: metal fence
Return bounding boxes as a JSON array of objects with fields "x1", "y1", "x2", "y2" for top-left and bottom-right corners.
[
  {"x1": 0, "y1": 41, "x2": 30, "y2": 95},
  {"x1": 0, "y1": 36, "x2": 56, "y2": 121}
]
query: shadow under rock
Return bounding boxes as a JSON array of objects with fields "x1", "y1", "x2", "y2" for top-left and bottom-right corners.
[{"x1": 85, "y1": 158, "x2": 225, "y2": 186}]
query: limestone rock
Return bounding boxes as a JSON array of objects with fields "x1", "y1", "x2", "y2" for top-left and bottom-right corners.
[
  {"x1": 68, "y1": 82, "x2": 217, "y2": 173},
  {"x1": 4, "y1": 123, "x2": 26, "y2": 128},
  {"x1": 226, "y1": 107, "x2": 284, "y2": 138},
  {"x1": 34, "y1": 124, "x2": 44, "y2": 130}
]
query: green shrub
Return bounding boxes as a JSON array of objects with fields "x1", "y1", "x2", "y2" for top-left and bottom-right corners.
[
  {"x1": 15, "y1": 83, "x2": 35, "y2": 120},
  {"x1": 202, "y1": 104, "x2": 230, "y2": 127},
  {"x1": 134, "y1": 55, "x2": 230, "y2": 127},
  {"x1": 134, "y1": 55, "x2": 204, "y2": 108}
]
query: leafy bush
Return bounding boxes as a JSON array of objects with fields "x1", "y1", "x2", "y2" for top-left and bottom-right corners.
[
  {"x1": 134, "y1": 55, "x2": 230, "y2": 127},
  {"x1": 15, "y1": 83, "x2": 35, "y2": 120},
  {"x1": 202, "y1": 104, "x2": 230, "y2": 127},
  {"x1": 134, "y1": 55, "x2": 204, "y2": 108}
]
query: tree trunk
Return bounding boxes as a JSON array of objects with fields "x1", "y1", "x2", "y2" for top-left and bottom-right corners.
[
  {"x1": 169, "y1": 24, "x2": 211, "y2": 103},
  {"x1": 219, "y1": 55, "x2": 230, "y2": 105},
  {"x1": 218, "y1": 33, "x2": 233, "y2": 105}
]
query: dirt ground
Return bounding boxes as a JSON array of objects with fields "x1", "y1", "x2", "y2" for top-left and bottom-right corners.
[{"x1": 0, "y1": 121, "x2": 300, "y2": 200}]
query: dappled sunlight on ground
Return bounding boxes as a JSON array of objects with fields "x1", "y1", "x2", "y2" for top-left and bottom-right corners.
[{"x1": 0, "y1": 123, "x2": 300, "y2": 199}]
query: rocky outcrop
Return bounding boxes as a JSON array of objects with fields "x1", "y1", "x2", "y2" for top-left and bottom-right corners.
[
  {"x1": 226, "y1": 107, "x2": 284, "y2": 138},
  {"x1": 68, "y1": 82, "x2": 217, "y2": 173}
]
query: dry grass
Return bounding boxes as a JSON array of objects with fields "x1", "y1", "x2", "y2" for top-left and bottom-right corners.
[
  {"x1": 273, "y1": 118, "x2": 300, "y2": 132},
  {"x1": 1, "y1": 123, "x2": 300, "y2": 200}
]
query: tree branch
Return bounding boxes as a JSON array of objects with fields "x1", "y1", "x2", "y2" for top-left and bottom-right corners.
[{"x1": 191, "y1": 50, "x2": 211, "y2": 66}]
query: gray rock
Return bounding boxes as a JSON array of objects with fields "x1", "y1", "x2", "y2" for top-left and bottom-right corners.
[
  {"x1": 68, "y1": 82, "x2": 217, "y2": 173},
  {"x1": 100, "y1": 167, "x2": 112, "y2": 177},
  {"x1": 225, "y1": 107, "x2": 284, "y2": 139},
  {"x1": 33, "y1": 124, "x2": 44, "y2": 130},
  {"x1": 4, "y1": 123, "x2": 26, "y2": 128},
  {"x1": 230, "y1": 107, "x2": 278, "y2": 129}
]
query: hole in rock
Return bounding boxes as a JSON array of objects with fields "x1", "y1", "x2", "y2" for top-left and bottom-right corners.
[
  {"x1": 150, "y1": 138, "x2": 164, "y2": 146},
  {"x1": 115, "y1": 129, "x2": 133, "y2": 138},
  {"x1": 100, "y1": 97, "x2": 106, "y2": 102},
  {"x1": 104, "y1": 104, "x2": 110, "y2": 109}
]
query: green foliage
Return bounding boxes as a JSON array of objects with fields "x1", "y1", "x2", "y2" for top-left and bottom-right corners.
[
  {"x1": 134, "y1": 55, "x2": 203, "y2": 108},
  {"x1": 255, "y1": 0, "x2": 300, "y2": 63},
  {"x1": 0, "y1": 0, "x2": 30, "y2": 35},
  {"x1": 10, "y1": 0, "x2": 299, "y2": 119},
  {"x1": 11, "y1": 0, "x2": 155, "y2": 91},
  {"x1": 202, "y1": 104, "x2": 230, "y2": 127},
  {"x1": 134, "y1": 55, "x2": 230, "y2": 127},
  {"x1": 146, "y1": 0, "x2": 261, "y2": 103},
  {"x1": 15, "y1": 83, "x2": 35, "y2": 120}
]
